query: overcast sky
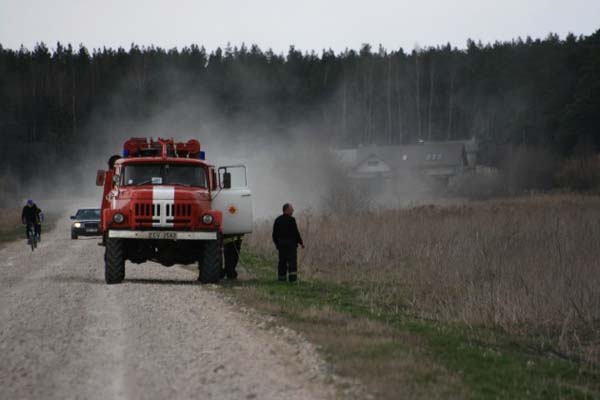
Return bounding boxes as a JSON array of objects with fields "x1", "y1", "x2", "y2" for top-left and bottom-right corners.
[{"x1": 1, "y1": 0, "x2": 599, "y2": 53}]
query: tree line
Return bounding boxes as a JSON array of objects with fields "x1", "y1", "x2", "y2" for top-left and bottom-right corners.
[{"x1": 0, "y1": 30, "x2": 599, "y2": 188}]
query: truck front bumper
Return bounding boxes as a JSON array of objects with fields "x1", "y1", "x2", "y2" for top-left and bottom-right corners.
[{"x1": 108, "y1": 230, "x2": 217, "y2": 240}]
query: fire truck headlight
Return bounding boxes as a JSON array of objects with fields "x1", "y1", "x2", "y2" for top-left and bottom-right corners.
[
  {"x1": 113, "y1": 213, "x2": 125, "y2": 224},
  {"x1": 201, "y1": 214, "x2": 214, "y2": 225}
]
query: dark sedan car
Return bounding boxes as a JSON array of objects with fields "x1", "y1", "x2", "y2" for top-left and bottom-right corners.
[{"x1": 70, "y1": 208, "x2": 101, "y2": 239}]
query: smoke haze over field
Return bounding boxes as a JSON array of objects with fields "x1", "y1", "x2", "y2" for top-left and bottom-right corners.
[
  {"x1": 0, "y1": 57, "x2": 348, "y2": 216},
  {"x1": 46, "y1": 87, "x2": 341, "y2": 219}
]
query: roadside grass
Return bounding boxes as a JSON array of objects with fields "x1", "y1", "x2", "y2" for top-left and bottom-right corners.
[
  {"x1": 225, "y1": 256, "x2": 467, "y2": 400},
  {"x1": 0, "y1": 207, "x2": 60, "y2": 247},
  {"x1": 223, "y1": 194, "x2": 600, "y2": 399},
  {"x1": 226, "y1": 253, "x2": 600, "y2": 399}
]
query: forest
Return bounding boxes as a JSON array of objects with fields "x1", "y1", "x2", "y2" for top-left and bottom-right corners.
[{"x1": 0, "y1": 30, "x2": 599, "y2": 197}]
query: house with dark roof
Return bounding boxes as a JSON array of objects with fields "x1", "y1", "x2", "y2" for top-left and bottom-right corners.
[{"x1": 335, "y1": 139, "x2": 477, "y2": 187}]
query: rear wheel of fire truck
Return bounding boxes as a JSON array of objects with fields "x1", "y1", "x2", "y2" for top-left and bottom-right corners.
[
  {"x1": 198, "y1": 240, "x2": 222, "y2": 284},
  {"x1": 105, "y1": 238, "x2": 125, "y2": 284}
]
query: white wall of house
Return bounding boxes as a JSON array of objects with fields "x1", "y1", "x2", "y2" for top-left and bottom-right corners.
[{"x1": 355, "y1": 157, "x2": 392, "y2": 174}]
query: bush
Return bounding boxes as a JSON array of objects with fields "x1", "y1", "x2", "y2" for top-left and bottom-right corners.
[
  {"x1": 556, "y1": 156, "x2": 600, "y2": 191},
  {"x1": 449, "y1": 169, "x2": 508, "y2": 200},
  {"x1": 503, "y1": 146, "x2": 559, "y2": 193}
]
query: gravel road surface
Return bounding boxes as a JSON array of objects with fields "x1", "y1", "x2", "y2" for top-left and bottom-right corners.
[{"x1": 0, "y1": 217, "x2": 336, "y2": 400}]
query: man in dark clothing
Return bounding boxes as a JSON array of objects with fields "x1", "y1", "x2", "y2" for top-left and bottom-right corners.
[
  {"x1": 22, "y1": 199, "x2": 42, "y2": 242},
  {"x1": 272, "y1": 203, "x2": 304, "y2": 282}
]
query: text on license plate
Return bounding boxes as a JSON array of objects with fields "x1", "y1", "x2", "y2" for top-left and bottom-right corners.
[
  {"x1": 86, "y1": 228, "x2": 97, "y2": 232},
  {"x1": 148, "y1": 232, "x2": 177, "y2": 240}
]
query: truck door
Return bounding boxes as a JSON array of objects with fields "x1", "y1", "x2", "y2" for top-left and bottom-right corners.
[{"x1": 213, "y1": 165, "x2": 253, "y2": 235}]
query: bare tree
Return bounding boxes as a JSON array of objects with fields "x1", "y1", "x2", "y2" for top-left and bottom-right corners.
[
  {"x1": 386, "y1": 56, "x2": 393, "y2": 144},
  {"x1": 446, "y1": 60, "x2": 456, "y2": 140},
  {"x1": 427, "y1": 57, "x2": 435, "y2": 141},
  {"x1": 394, "y1": 55, "x2": 404, "y2": 144},
  {"x1": 341, "y1": 70, "x2": 348, "y2": 142},
  {"x1": 414, "y1": 47, "x2": 422, "y2": 141},
  {"x1": 71, "y1": 63, "x2": 77, "y2": 137},
  {"x1": 446, "y1": 48, "x2": 458, "y2": 140},
  {"x1": 360, "y1": 45, "x2": 374, "y2": 144}
]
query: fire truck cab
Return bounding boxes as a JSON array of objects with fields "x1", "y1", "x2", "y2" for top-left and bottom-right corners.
[{"x1": 96, "y1": 137, "x2": 252, "y2": 284}]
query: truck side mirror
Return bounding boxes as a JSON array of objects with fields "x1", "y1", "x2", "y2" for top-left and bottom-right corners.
[
  {"x1": 112, "y1": 175, "x2": 120, "y2": 184},
  {"x1": 223, "y1": 172, "x2": 232, "y2": 189},
  {"x1": 96, "y1": 170, "x2": 106, "y2": 186}
]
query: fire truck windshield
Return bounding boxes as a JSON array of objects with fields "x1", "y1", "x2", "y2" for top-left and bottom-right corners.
[{"x1": 122, "y1": 164, "x2": 207, "y2": 187}]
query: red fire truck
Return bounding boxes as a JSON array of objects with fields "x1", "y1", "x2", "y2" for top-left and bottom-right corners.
[{"x1": 96, "y1": 137, "x2": 252, "y2": 284}]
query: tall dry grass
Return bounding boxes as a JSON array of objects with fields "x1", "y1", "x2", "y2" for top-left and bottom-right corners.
[
  {"x1": 248, "y1": 194, "x2": 600, "y2": 362},
  {"x1": 0, "y1": 208, "x2": 22, "y2": 228}
]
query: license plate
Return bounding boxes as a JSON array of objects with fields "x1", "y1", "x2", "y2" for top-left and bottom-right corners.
[
  {"x1": 148, "y1": 231, "x2": 177, "y2": 240},
  {"x1": 86, "y1": 228, "x2": 97, "y2": 232}
]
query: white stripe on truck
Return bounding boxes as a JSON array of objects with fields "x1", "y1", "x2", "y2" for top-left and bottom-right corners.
[{"x1": 152, "y1": 186, "x2": 175, "y2": 228}]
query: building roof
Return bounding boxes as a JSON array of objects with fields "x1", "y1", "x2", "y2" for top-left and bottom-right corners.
[{"x1": 349, "y1": 142, "x2": 467, "y2": 171}]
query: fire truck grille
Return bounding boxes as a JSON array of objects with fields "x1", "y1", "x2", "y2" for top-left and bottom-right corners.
[
  {"x1": 134, "y1": 203, "x2": 158, "y2": 217},
  {"x1": 164, "y1": 203, "x2": 192, "y2": 224},
  {"x1": 133, "y1": 202, "x2": 193, "y2": 225},
  {"x1": 165, "y1": 203, "x2": 192, "y2": 218}
]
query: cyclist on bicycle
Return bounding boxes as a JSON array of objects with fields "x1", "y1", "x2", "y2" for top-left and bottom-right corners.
[{"x1": 22, "y1": 199, "x2": 43, "y2": 243}]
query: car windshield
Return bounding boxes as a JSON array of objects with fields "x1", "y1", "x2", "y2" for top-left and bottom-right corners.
[
  {"x1": 76, "y1": 209, "x2": 100, "y2": 220},
  {"x1": 122, "y1": 164, "x2": 207, "y2": 187}
]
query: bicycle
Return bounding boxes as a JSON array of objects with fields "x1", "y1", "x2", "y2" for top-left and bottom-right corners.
[{"x1": 26, "y1": 223, "x2": 37, "y2": 251}]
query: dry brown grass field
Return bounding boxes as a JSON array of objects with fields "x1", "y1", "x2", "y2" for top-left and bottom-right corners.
[
  {"x1": 248, "y1": 194, "x2": 600, "y2": 364},
  {"x1": 0, "y1": 207, "x2": 24, "y2": 245},
  {"x1": 0, "y1": 207, "x2": 21, "y2": 226}
]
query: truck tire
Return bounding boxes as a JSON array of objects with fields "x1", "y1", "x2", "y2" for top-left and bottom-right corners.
[
  {"x1": 71, "y1": 232, "x2": 78, "y2": 240},
  {"x1": 105, "y1": 238, "x2": 125, "y2": 284},
  {"x1": 199, "y1": 240, "x2": 222, "y2": 284}
]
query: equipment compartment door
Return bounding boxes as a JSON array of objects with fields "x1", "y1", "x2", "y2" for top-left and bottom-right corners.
[{"x1": 214, "y1": 165, "x2": 253, "y2": 235}]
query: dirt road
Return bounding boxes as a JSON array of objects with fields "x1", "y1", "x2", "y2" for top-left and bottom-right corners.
[{"x1": 0, "y1": 217, "x2": 336, "y2": 400}]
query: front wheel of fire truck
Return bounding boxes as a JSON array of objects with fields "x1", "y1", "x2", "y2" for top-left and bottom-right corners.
[
  {"x1": 198, "y1": 240, "x2": 222, "y2": 284},
  {"x1": 105, "y1": 238, "x2": 125, "y2": 284}
]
